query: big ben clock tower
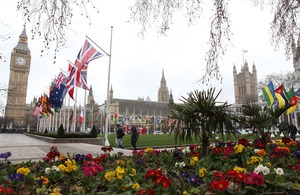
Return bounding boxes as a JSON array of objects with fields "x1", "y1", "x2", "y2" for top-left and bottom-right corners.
[{"x1": 5, "y1": 26, "x2": 31, "y2": 127}]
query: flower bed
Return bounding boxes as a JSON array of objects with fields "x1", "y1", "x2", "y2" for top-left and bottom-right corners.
[{"x1": 1, "y1": 137, "x2": 300, "y2": 194}]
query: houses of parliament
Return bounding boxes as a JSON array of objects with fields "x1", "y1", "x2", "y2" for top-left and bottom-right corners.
[{"x1": 3, "y1": 27, "x2": 300, "y2": 131}]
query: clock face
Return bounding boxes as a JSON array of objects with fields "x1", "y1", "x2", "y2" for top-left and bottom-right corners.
[{"x1": 16, "y1": 57, "x2": 26, "y2": 65}]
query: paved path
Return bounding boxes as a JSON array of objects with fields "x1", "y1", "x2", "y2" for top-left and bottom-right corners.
[{"x1": 0, "y1": 134, "x2": 134, "y2": 164}]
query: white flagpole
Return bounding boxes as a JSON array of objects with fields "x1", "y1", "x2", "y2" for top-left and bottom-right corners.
[
  {"x1": 105, "y1": 26, "x2": 113, "y2": 146},
  {"x1": 55, "y1": 111, "x2": 58, "y2": 131},
  {"x1": 73, "y1": 87, "x2": 77, "y2": 131},
  {"x1": 86, "y1": 27, "x2": 113, "y2": 146},
  {"x1": 83, "y1": 89, "x2": 86, "y2": 132},
  {"x1": 67, "y1": 96, "x2": 70, "y2": 131},
  {"x1": 91, "y1": 105, "x2": 94, "y2": 130},
  {"x1": 62, "y1": 98, "x2": 66, "y2": 130}
]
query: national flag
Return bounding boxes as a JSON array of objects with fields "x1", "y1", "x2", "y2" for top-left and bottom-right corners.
[
  {"x1": 66, "y1": 63, "x2": 77, "y2": 100},
  {"x1": 50, "y1": 74, "x2": 67, "y2": 109},
  {"x1": 295, "y1": 88, "x2": 300, "y2": 102},
  {"x1": 261, "y1": 81, "x2": 276, "y2": 107},
  {"x1": 33, "y1": 97, "x2": 41, "y2": 116},
  {"x1": 88, "y1": 112, "x2": 92, "y2": 121},
  {"x1": 286, "y1": 87, "x2": 297, "y2": 115},
  {"x1": 33, "y1": 105, "x2": 42, "y2": 116},
  {"x1": 55, "y1": 72, "x2": 66, "y2": 89},
  {"x1": 157, "y1": 115, "x2": 161, "y2": 126},
  {"x1": 74, "y1": 39, "x2": 104, "y2": 90},
  {"x1": 121, "y1": 114, "x2": 125, "y2": 123},
  {"x1": 113, "y1": 112, "x2": 118, "y2": 123},
  {"x1": 275, "y1": 84, "x2": 289, "y2": 109},
  {"x1": 39, "y1": 95, "x2": 47, "y2": 117},
  {"x1": 150, "y1": 115, "x2": 155, "y2": 124},
  {"x1": 96, "y1": 111, "x2": 101, "y2": 121},
  {"x1": 78, "y1": 110, "x2": 83, "y2": 123},
  {"x1": 129, "y1": 114, "x2": 134, "y2": 123},
  {"x1": 69, "y1": 111, "x2": 74, "y2": 122}
]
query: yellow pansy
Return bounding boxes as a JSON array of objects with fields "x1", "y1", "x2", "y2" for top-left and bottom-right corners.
[
  {"x1": 132, "y1": 183, "x2": 140, "y2": 190},
  {"x1": 105, "y1": 171, "x2": 116, "y2": 182},
  {"x1": 116, "y1": 166, "x2": 125, "y2": 179},
  {"x1": 16, "y1": 167, "x2": 31, "y2": 175},
  {"x1": 199, "y1": 167, "x2": 206, "y2": 177},
  {"x1": 233, "y1": 166, "x2": 246, "y2": 173},
  {"x1": 49, "y1": 187, "x2": 62, "y2": 195}
]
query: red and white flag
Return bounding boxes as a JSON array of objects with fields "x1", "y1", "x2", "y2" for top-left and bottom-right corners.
[
  {"x1": 66, "y1": 62, "x2": 77, "y2": 100},
  {"x1": 78, "y1": 110, "x2": 83, "y2": 123},
  {"x1": 74, "y1": 39, "x2": 104, "y2": 90},
  {"x1": 69, "y1": 111, "x2": 74, "y2": 122}
]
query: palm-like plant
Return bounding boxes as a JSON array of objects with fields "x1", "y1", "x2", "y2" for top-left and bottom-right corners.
[
  {"x1": 167, "y1": 88, "x2": 236, "y2": 154},
  {"x1": 237, "y1": 103, "x2": 281, "y2": 144}
]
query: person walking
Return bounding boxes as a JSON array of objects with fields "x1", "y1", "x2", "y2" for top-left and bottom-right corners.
[
  {"x1": 116, "y1": 124, "x2": 125, "y2": 149},
  {"x1": 131, "y1": 125, "x2": 139, "y2": 150}
]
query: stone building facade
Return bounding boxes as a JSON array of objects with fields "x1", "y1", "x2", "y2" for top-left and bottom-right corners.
[
  {"x1": 233, "y1": 61, "x2": 258, "y2": 104},
  {"x1": 158, "y1": 69, "x2": 170, "y2": 102},
  {"x1": 5, "y1": 26, "x2": 31, "y2": 127},
  {"x1": 98, "y1": 69, "x2": 174, "y2": 132}
]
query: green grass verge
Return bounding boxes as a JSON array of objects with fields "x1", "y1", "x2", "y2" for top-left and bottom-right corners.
[{"x1": 98, "y1": 133, "x2": 263, "y2": 149}]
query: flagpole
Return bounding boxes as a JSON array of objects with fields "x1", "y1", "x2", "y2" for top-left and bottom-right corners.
[
  {"x1": 91, "y1": 105, "x2": 93, "y2": 130},
  {"x1": 83, "y1": 89, "x2": 86, "y2": 132},
  {"x1": 67, "y1": 96, "x2": 70, "y2": 131},
  {"x1": 73, "y1": 87, "x2": 77, "y2": 131},
  {"x1": 104, "y1": 26, "x2": 113, "y2": 146}
]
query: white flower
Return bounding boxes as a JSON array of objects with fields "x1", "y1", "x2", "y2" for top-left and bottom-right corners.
[
  {"x1": 209, "y1": 143, "x2": 216, "y2": 148},
  {"x1": 52, "y1": 166, "x2": 60, "y2": 172},
  {"x1": 254, "y1": 164, "x2": 270, "y2": 175},
  {"x1": 253, "y1": 169, "x2": 260, "y2": 174},
  {"x1": 255, "y1": 164, "x2": 264, "y2": 172},
  {"x1": 274, "y1": 168, "x2": 284, "y2": 176},
  {"x1": 45, "y1": 168, "x2": 51, "y2": 174},
  {"x1": 254, "y1": 149, "x2": 260, "y2": 153},
  {"x1": 175, "y1": 162, "x2": 185, "y2": 168},
  {"x1": 262, "y1": 166, "x2": 270, "y2": 175}
]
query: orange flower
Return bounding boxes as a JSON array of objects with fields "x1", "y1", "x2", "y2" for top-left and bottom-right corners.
[{"x1": 257, "y1": 149, "x2": 266, "y2": 156}]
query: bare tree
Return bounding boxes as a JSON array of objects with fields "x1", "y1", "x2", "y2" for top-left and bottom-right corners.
[
  {"x1": 0, "y1": 20, "x2": 12, "y2": 61},
  {"x1": 16, "y1": 0, "x2": 99, "y2": 63},
  {"x1": 15, "y1": 0, "x2": 300, "y2": 81},
  {"x1": 0, "y1": 85, "x2": 7, "y2": 112},
  {"x1": 258, "y1": 71, "x2": 295, "y2": 90},
  {"x1": 130, "y1": 0, "x2": 300, "y2": 83},
  {"x1": 258, "y1": 71, "x2": 295, "y2": 102}
]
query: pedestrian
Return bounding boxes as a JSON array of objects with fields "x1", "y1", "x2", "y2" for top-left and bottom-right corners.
[
  {"x1": 116, "y1": 124, "x2": 125, "y2": 149},
  {"x1": 131, "y1": 125, "x2": 139, "y2": 150},
  {"x1": 290, "y1": 123, "x2": 297, "y2": 141}
]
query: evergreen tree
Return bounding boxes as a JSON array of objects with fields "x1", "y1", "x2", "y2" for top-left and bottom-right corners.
[
  {"x1": 57, "y1": 124, "x2": 65, "y2": 138},
  {"x1": 90, "y1": 125, "x2": 97, "y2": 138}
]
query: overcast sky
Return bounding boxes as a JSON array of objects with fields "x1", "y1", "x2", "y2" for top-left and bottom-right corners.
[{"x1": 0, "y1": 0, "x2": 294, "y2": 110}]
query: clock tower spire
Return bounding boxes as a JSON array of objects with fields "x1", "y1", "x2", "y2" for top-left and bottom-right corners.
[{"x1": 5, "y1": 25, "x2": 31, "y2": 127}]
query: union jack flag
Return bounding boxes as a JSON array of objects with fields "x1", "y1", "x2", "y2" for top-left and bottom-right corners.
[
  {"x1": 66, "y1": 63, "x2": 77, "y2": 100},
  {"x1": 55, "y1": 72, "x2": 67, "y2": 89},
  {"x1": 74, "y1": 39, "x2": 104, "y2": 90}
]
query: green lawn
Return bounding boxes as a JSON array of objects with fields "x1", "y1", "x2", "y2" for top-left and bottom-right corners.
[{"x1": 98, "y1": 133, "x2": 261, "y2": 149}]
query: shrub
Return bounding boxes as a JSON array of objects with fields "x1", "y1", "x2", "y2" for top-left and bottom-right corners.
[
  {"x1": 90, "y1": 125, "x2": 97, "y2": 138},
  {"x1": 57, "y1": 124, "x2": 65, "y2": 138}
]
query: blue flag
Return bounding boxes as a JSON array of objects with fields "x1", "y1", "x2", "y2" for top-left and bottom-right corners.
[{"x1": 50, "y1": 84, "x2": 67, "y2": 109}]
